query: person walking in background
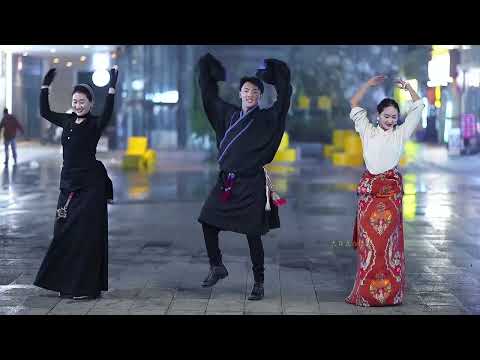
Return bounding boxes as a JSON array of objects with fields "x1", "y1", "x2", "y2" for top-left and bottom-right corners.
[{"x1": 0, "y1": 108, "x2": 24, "y2": 166}]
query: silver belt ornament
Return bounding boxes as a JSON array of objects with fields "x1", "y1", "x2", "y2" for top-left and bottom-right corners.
[
  {"x1": 264, "y1": 167, "x2": 287, "y2": 211},
  {"x1": 56, "y1": 192, "x2": 75, "y2": 220}
]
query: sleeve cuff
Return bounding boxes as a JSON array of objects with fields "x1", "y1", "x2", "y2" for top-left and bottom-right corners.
[
  {"x1": 350, "y1": 106, "x2": 366, "y2": 118},
  {"x1": 406, "y1": 99, "x2": 425, "y2": 112}
]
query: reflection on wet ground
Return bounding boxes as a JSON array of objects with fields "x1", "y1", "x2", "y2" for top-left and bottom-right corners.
[{"x1": 1, "y1": 143, "x2": 480, "y2": 315}]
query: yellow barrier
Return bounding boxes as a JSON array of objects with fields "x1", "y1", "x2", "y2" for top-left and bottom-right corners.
[
  {"x1": 333, "y1": 130, "x2": 356, "y2": 151},
  {"x1": 298, "y1": 95, "x2": 310, "y2": 110},
  {"x1": 332, "y1": 152, "x2": 363, "y2": 167},
  {"x1": 273, "y1": 148, "x2": 296, "y2": 162},
  {"x1": 344, "y1": 133, "x2": 362, "y2": 155},
  {"x1": 273, "y1": 132, "x2": 296, "y2": 163},
  {"x1": 277, "y1": 132, "x2": 289, "y2": 152},
  {"x1": 123, "y1": 136, "x2": 157, "y2": 170},
  {"x1": 347, "y1": 154, "x2": 364, "y2": 166},
  {"x1": 126, "y1": 137, "x2": 148, "y2": 155},
  {"x1": 265, "y1": 164, "x2": 296, "y2": 175},
  {"x1": 328, "y1": 129, "x2": 364, "y2": 167},
  {"x1": 139, "y1": 149, "x2": 157, "y2": 171},
  {"x1": 323, "y1": 144, "x2": 335, "y2": 159},
  {"x1": 332, "y1": 152, "x2": 348, "y2": 166},
  {"x1": 333, "y1": 130, "x2": 347, "y2": 151}
]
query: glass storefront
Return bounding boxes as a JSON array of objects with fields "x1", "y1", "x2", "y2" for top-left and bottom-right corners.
[
  {"x1": 116, "y1": 45, "x2": 194, "y2": 151},
  {"x1": 1, "y1": 45, "x2": 432, "y2": 152}
]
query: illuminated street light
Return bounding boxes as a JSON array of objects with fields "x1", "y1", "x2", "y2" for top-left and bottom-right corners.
[{"x1": 92, "y1": 69, "x2": 110, "y2": 87}]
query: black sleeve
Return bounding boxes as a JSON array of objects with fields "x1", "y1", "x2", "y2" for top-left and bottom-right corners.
[
  {"x1": 198, "y1": 57, "x2": 237, "y2": 138},
  {"x1": 40, "y1": 88, "x2": 69, "y2": 128},
  {"x1": 97, "y1": 93, "x2": 115, "y2": 133},
  {"x1": 266, "y1": 60, "x2": 292, "y2": 132}
]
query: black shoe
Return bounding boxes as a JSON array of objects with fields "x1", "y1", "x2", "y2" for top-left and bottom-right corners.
[
  {"x1": 201, "y1": 264, "x2": 228, "y2": 288},
  {"x1": 58, "y1": 292, "x2": 73, "y2": 299},
  {"x1": 248, "y1": 282, "x2": 264, "y2": 301}
]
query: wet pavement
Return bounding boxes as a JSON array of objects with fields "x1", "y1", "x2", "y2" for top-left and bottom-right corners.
[{"x1": 1, "y1": 141, "x2": 480, "y2": 315}]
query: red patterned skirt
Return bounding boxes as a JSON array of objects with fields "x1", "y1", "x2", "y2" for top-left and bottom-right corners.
[{"x1": 346, "y1": 167, "x2": 405, "y2": 307}]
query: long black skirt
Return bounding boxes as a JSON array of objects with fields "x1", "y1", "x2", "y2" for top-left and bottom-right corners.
[
  {"x1": 198, "y1": 170, "x2": 280, "y2": 236},
  {"x1": 34, "y1": 180, "x2": 108, "y2": 296}
]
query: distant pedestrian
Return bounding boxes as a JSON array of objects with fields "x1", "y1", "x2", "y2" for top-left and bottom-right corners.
[{"x1": 0, "y1": 108, "x2": 24, "y2": 165}]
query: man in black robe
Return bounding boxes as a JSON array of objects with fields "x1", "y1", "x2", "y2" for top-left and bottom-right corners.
[{"x1": 197, "y1": 53, "x2": 292, "y2": 300}]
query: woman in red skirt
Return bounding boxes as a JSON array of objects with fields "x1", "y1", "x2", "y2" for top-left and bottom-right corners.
[{"x1": 346, "y1": 75, "x2": 424, "y2": 306}]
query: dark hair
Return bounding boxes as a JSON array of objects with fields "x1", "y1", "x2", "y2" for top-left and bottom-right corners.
[
  {"x1": 3, "y1": 108, "x2": 8, "y2": 114},
  {"x1": 377, "y1": 98, "x2": 400, "y2": 114},
  {"x1": 239, "y1": 76, "x2": 264, "y2": 94},
  {"x1": 72, "y1": 84, "x2": 94, "y2": 102}
]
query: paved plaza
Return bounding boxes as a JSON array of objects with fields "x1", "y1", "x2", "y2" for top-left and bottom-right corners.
[{"x1": 0, "y1": 142, "x2": 479, "y2": 315}]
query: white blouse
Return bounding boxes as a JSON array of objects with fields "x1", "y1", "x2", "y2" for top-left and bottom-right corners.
[{"x1": 350, "y1": 99, "x2": 425, "y2": 175}]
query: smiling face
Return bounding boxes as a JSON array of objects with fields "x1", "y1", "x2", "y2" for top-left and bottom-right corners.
[
  {"x1": 239, "y1": 81, "x2": 261, "y2": 110},
  {"x1": 378, "y1": 106, "x2": 398, "y2": 131},
  {"x1": 72, "y1": 92, "x2": 92, "y2": 117}
]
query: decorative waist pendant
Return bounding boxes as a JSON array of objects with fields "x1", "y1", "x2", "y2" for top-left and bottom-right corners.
[
  {"x1": 264, "y1": 167, "x2": 287, "y2": 211},
  {"x1": 56, "y1": 192, "x2": 75, "y2": 220},
  {"x1": 220, "y1": 172, "x2": 236, "y2": 203}
]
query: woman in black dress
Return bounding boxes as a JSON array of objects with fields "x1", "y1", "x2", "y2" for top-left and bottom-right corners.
[{"x1": 34, "y1": 66, "x2": 118, "y2": 300}]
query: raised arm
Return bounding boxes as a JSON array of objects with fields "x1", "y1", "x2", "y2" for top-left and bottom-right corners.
[
  {"x1": 395, "y1": 79, "x2": 424, "y2": 140},
  {"x1": 350, "y1": 75, "x2": 385, "y2": 108},
  {"x1": 198, "y1": 53, "x2": 237, "y2": 137},
  {"x1": 395, "y1": 79, "x2": 420, "y2": 102},
  {"x1": 40, "y1": 69, "x2": 69, "y2": 128},
  {"x1": 349, "y1": 76, "x2": 385, "y2": 137},
  {"x1": 256, "y1": 58, "x2": 292, "y2": 130},
  {"x1": 97, "y1": 66, "x2": 118, "y2": 133}
]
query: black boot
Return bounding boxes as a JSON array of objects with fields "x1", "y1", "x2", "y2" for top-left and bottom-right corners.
[
  {"x1": 201, "y1": 264, "x2": 228, "y2": 288},
  {"x1": 248, "y1": 282, "x2": 264, "y2": 301}
]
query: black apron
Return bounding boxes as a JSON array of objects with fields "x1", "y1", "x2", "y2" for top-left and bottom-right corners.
[
  {"x1": 34, "y1": 160, "x2": 111, "y2": 296},
  {"x1": 199, "y1": 167, "x2": 280, "y2": 236}
]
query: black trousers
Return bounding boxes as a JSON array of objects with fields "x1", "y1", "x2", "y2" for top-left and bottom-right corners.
[{"x1": 202, "y1": 223, "x2": 265, "y2": 283}]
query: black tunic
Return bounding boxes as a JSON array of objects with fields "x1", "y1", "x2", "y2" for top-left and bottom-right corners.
[
  {"x1": 198, "y1": 57, "x2": 292, "y2": 236},
  {"x1": 34, "y1": 88, "x2": 114, "y2": 296}
]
